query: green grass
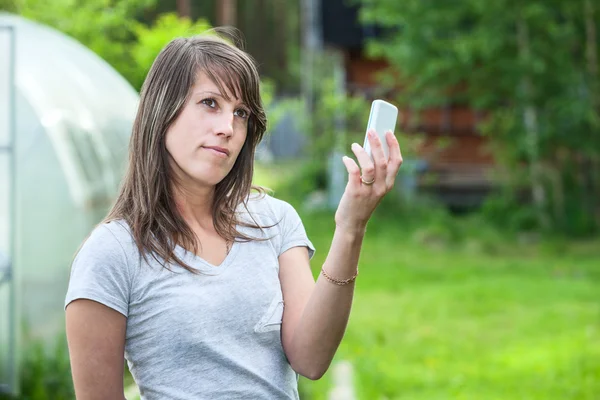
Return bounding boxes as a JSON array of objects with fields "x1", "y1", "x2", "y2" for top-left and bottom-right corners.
[
  {"x1": 253, "y1": 162, "x2": 600, "y2": 400},
  {"x1": 16, "y1": 162, "x2": 597, "y2": 400}
]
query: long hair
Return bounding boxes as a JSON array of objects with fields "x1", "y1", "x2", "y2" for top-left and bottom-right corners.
[{"x1": 105, "y1": 29, "x2": 271, "y2": 272}]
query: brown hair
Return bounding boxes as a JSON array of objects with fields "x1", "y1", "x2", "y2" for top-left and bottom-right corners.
[{"x1": 105, "y1": 29, "x2": 271, "y2": 272}]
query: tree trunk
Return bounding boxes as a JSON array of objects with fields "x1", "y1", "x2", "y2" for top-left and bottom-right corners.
[
  {"x1": 273, "y1": 0, "x2": 288, "y2": 74},
  {"x1": 216, "y1": 0, "x2": 237, "y2": 26},
  {"x1": 584, "y1": 0, "x2": 598, "y2": 88},
  {"x1": 584, "y1": 0, "x2": 600, "y2": 229},
  {"x1": 176, "y1": 0, "x2": 191, "y2": 19},
  {"x1": 517, "y1": 17, "x2": 548, "y2": 229},
  {"x1": 550, "y1": 151, "x2": 566, "y2": 227},
  {"x1": 301, "y1": 0, "x2": 322, "y2": 127}
]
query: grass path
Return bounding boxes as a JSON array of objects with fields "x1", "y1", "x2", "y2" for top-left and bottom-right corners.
[
  {"x1": 253, "y1": 161, "x2": 600, "y2": 399},
  {"x1": 122, "y1": 163, "x2": 600, "y2": 399},
  {"x1": 295, "y1": 209, "x2": 600, "y2": 400}
]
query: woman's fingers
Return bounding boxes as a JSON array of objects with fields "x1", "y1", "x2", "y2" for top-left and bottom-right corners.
[
  {"x1": 366, "y1": 129, "x2": 389, "y2": 188},
  {"x1": 367, "y1": 129, "x2": 388, "y2": 167},
  {"x1": 342, "y1": 156, "x2": 361, "y2": 186},
  {"x1": 385, "y1": 131, "x2": 403, "y2": 188},
  {"x1": 351, "y1": 142, "x2": 376, "y2": 185},
  {"x1": 346, "y1": 129, "x2": 401, "y2": 193}
]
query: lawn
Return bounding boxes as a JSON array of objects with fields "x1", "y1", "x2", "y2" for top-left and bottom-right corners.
[
  {"x1": 254, "y1": 162, "x2": 600, "y2": 400},
  {"x1": 119, "y1": 162, "x2": 599, "y2": 400}
]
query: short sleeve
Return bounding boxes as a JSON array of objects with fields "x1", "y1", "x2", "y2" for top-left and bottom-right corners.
[
  {"x1": 64, "y1": 223, "x2": 133, "y2": 317},
  {"x1": 277, "y1": 200, "x2": 316, "y2": 260}
]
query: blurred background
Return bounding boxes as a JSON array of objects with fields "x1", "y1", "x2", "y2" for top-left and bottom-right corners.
[{"x1": 0, "y1": 0, "x2": 599, "y2": 399}]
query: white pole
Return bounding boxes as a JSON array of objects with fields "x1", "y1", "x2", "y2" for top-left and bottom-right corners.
[
  {"x1": 328, "y1": 50, "x2": 347, "y2": 209},
  {"x1": 0, "y1": 25, "x2": 18, "y2": 396},
  {"x1": 301, "y1": 0, "x2": 322, "y2": 131},
  {"x1": 328, "y1": 360, "x2": 357, "y2": 400}
]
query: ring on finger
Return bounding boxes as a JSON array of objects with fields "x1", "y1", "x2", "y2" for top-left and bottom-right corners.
[{"x1": 360, "y1": 176, "x2": 375, "y2": 185}]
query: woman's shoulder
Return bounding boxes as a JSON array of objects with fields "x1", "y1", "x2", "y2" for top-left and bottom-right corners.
[
  {"x1": 243, "y1": 191, "x2": 299, "y2": 221},
  {"x1": 67, "y1": 219, "x2": 137, "y2": 315},
  {"x1": 78, "y1": 219, "x2": 137, "y2": 259}
]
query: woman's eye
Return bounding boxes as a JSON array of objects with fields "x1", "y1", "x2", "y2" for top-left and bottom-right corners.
[
  {"x1": 201, "y1": 98, "x2": 216, "y2": 108},
  {"x1": 235, "y1": 108, "x2": 249, "y2": 119}
]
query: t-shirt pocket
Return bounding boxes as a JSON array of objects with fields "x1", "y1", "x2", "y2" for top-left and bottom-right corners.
[{"x1": 254, "y1": 293, "x2": 284, "y2": 333}]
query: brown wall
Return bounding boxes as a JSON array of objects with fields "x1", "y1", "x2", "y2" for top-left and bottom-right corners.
[{"x1": 345, "y1": 52, "x2": 496, "y2": 198}]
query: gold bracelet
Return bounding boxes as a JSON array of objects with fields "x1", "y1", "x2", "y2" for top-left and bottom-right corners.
[{"x1": 320, "y1": 267, "x2": 359, "y2": 286}]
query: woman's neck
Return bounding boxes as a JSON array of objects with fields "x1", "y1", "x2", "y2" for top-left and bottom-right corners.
[{"x1": 172, "y1": 184, "x2": 216, "y2": 231}]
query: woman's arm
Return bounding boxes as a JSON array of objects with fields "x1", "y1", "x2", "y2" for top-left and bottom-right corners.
[
  {"x1": 66, "y1": 299, "x2": 127, "y2": 399},
  {"x1": 280, "y1": 129, "x2": 402, "y2": 379},
  {"x1": 279, "y1": 226, "x2": 363, "y2": 380}
]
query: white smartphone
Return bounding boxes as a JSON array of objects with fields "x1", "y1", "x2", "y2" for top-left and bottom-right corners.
[{"x1": 363, "y1": 99, "x2": 398, "y2": 161}]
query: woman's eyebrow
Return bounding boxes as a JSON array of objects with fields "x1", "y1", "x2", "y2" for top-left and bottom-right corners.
[
  {"x1": 195, "y1": 90, "x2": 224, "y2": 98},
  {"x1": 196, "y1": 90, "x2": 249, "y2": 108}
]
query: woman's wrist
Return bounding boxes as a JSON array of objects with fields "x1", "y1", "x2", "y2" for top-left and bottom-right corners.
[{"x1": 334, "y1": 222, "x2": 367, "y2": 239}]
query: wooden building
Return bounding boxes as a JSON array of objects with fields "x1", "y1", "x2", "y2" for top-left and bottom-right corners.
[{"x1": 321, "y1": 0, "x2": 496, "y2": 208}]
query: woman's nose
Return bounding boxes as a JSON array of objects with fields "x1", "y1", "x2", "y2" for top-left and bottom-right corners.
[{"x1": 215, "y1": 112, "x2": 234, "y2": 137}]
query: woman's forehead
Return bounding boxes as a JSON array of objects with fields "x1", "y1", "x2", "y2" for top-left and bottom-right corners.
[{"x1": 193, "y1": 70, "x2": 243, "y2": 102}]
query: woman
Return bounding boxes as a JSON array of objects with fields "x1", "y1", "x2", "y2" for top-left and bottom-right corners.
[{"x1": 65, "y1": 31, "x2": 402, "y2": 400}]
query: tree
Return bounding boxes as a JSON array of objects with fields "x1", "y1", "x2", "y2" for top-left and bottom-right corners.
[
  {"x1": 130, "y1": 13, "x2": 211, "y2": 90},
  {"x1": 358, "y1": 0, "x2": 600, "y2": 235},
  {"x1": 6, "y1": 0, "x2": 213, "y2": 91},
  {"x1": 12, "y1": 0, "x2": 157, "y2": 87}
]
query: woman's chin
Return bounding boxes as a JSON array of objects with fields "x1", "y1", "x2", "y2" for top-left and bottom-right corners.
[{"x1": 189, "y1": 170, "x2": 229, "y2": 187}]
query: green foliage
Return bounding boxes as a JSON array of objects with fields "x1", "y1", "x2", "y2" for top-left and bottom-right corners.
[
  {"x1": 266, "y1": 51, "x2": 426, "y2": 190},
  {"x1": 0, "y1": 0, "x2": 17, "y2": 11},
  {"x1": 5, "y1": 160, "x2": 598, "y2": 399},
  {"x1": 257, "y1": 159, "x2": 328, "y2": 202},
  {"x1": 13, "y1": 0, "x2": 156, "y2": 89},
  {"x1": 252, "y1": 161, "x2": 600, "y2": 398},
  {"x1": 260, "y1": 78, "x2": 291, "y2": 136},
  {"x1": 293, "y1": 203, "x2": 600, "y2": 399},
  {"x1": 271, "y1": 52, "x2": 372, "y2": 163},
  {"x1": 357, "y1": 0, "x2": 600, "y2": 236},
  {"x1": 271, "y1": 80, "x2": 370, "y2": 169},
  {"x1": 130, "y1": 13, "x2": 211, "y2": 90},
  {"x1": 18, "y1": 336, "x2": 74, "y2": 400},
  {"x1": 8, "y1": 0, "x2": 213, "y2": 91}
]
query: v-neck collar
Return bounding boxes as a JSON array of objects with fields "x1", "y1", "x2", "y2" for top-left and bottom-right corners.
[{"x1": 174, "y1": 240, "x2": 240, "y2": 275}]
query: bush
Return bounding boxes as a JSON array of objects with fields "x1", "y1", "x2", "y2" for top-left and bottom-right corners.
[
  {"x1": 130, "y1": 13, "x2": 211, "y2": 90},
  {"x1": 14, "y1": 0, "x2": 157, "y2": 89},
  {"x1": 18, "y1": 336, "x2": 74, "y2": 400}
]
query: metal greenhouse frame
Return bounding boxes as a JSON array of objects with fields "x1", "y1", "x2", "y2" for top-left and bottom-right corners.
[{"x1": 0, "y1": 24, "x2": 18, "y2": 395}]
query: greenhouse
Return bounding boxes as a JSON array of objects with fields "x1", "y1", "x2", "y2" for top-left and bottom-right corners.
[{"x1": 0, "y1": 13, "x2": 138, "y2": 395}]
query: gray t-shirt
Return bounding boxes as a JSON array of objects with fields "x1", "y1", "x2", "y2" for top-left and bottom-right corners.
[{"x1": 65, "y1": 194, "x2": 315, "y2": 400}]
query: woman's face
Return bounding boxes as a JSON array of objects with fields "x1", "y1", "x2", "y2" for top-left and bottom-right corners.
[{"x1": 165, "y1": 71, "x2": 250, "y2": 189}]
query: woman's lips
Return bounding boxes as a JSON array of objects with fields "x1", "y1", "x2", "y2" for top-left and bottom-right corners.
[{"x1": 202, "y1": 146, "x2": 229, "y2": 157}]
